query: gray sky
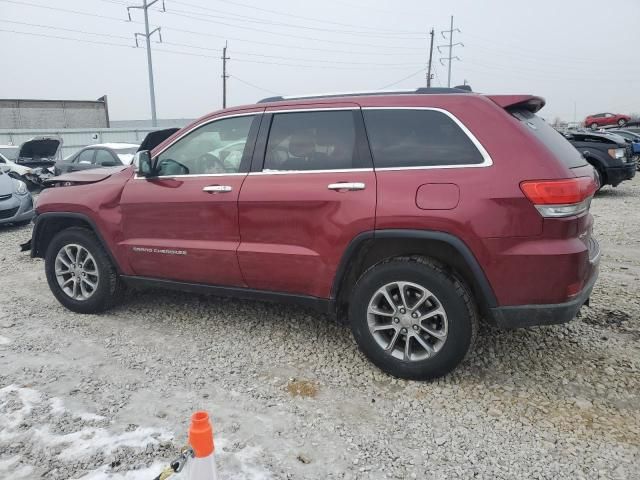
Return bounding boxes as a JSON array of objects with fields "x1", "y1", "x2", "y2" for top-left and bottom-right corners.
[{"x1": 1, "y1": 0, "x2": 639, "y2": 122}]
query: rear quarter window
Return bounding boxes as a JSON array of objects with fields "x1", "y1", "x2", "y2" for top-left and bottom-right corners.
[
  {"x1": 512, "y1": 109, "x2": 586, "y2": 168},
  {"x1": 362, "y1": 109, "x2": 485, "y2": 168}
]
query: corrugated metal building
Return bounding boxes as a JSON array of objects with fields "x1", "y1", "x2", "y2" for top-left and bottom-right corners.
[{"x1": 0, "y1": 96, "x2": 110, "y2": 129}]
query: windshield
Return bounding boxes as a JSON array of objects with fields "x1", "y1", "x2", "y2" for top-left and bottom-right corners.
[{"x1": 512, "y1": 109, "x2": 586, "y2": 168}]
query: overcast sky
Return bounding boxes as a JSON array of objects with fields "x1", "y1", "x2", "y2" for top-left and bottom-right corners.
[{"x1": 1, "y1": 0, "x2": 639, "y2": 122}]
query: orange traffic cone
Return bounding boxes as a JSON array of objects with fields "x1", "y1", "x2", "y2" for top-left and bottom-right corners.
[{"x1": 187, "y1": 411, "x2": 218, "y2": 480}]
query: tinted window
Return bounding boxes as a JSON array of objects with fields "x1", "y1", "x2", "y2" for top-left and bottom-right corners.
[
  {"x1": 512, "y1": 109, "x2": 586, "y2": 168},
  {"x1": 95, "y1": 149, "x2": 118, "y2": 165},
  {"x1": 76, "y1": 149, "x2": 95, "y2": 164},
  {"x1": 156, "y1": 115, "x2": 254, "y2": 176},
  {"x1": 264, "y1": 111, "x2": 357, "y2": 171},
  {"x1": 363, "y1": 109, "x2": 484, "y2": 168}
]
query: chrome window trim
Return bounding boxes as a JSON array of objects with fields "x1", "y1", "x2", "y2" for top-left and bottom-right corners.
[
  {"x1": 249, "y1": 168, "x2": 372, "y2": 176},
  {"x1": 361, "y1": 106, "x2": 493, "y2": 170},
  {"x1": 134, "y1": 172, "x2": 248, "y2": 180}
]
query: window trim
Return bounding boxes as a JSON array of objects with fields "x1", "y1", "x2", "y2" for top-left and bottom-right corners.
[
  {"x1": 361, "y1": 107, "x2": 493, "y2": 171},
  {"x1": 135, "y1": 111, "x2": 262, "y2": 179}
]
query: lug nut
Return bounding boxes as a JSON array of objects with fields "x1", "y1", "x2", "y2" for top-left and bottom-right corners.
[
  {"x1": 401, "y1": 327, "x2": 407, "y2": 334},
  {"x1": 393, "y1": 318, "x2": 399, "y2": 323},
  {"x1": 411, "y1": 312, "x2": 418, "y2": 318},
  {"x1": 413, "y1": 325, "x2": 419, "y2": 331},
  {"x1": 399, "y1": 308, "x2": 406, "y2": 314}
]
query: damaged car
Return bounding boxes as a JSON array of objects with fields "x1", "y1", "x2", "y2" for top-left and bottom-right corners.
[
  {"x1": 0, "y1": 165, "x2": 35, "y2": 226},
  {"x1": 16, "y1": 136, "x2": 63, "y2": 168}
]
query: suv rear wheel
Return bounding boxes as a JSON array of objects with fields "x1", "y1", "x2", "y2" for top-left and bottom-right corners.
[
  {"x1": 590, "y1": 122, "x2": 598, "y2": 130},
  {"x1": 348, "y1": 256, "x2": 478, "y2": 380},
  {"x1": 45, "y1": 227, "x2": 123, "y2": 313},
  {"x1": 617, "y1": 118, "x2": 627, "y2": 127}
]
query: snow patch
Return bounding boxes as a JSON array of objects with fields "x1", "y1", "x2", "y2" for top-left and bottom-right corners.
[{"x1": 0, "y1": 335, "x2": 11, "y2": 345}]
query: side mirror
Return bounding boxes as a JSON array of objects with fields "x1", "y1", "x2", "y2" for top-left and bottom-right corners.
[{"x1": 134, "y1": 150, "x2": 154, "y2": 177}]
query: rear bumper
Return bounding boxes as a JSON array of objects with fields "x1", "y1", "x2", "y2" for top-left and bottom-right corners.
[
  {"x1": 606, "y1": 163, "x2": 636, "y2": 187},
  {"x1": 489, "y1": 239, "x2": 599, "y2": 329}
]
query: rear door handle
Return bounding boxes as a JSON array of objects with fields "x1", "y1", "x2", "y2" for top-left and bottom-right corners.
[
  {"x1": 327, "y1": 182, "x2": 366, "y2": 191},
  {"x1": 203, "y1": 185, "x2": 233, "y2": 193}
]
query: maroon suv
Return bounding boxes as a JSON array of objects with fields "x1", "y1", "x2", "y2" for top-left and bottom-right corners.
[{"x1": 28, "y1": 88, "x2": 600, "y2": 379}]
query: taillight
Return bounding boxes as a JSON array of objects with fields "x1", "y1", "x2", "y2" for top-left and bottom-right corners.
[{"x1": 520, "y1": 177, "x2": 597, "y2": 218}]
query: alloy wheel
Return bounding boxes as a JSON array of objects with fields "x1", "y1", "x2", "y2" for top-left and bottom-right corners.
[
  {"x1": 54, "y1": 244, "x2": 99, "y2": 301},
  {"x1": 367, "y1": 281, "x2": 448, "y2": 361}
]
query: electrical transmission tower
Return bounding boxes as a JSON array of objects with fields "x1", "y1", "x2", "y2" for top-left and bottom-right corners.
[
  {"x1": 438, "y1": 16, "x2": 463, "y2": 87},
  {"x1": 127, "y1": 0, "x2": 165, "y2": 127}
]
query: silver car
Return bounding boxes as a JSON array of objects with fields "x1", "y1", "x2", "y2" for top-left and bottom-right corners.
[{"x1": 0, "y1": 167, "x2": 35, "y2": 226}]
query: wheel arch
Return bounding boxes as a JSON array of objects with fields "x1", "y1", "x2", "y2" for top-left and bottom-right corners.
[
  {"x1": 331, "y1": 230, "x2": 497, "y2": 319},
  {"x1": 31, "y1": 212, "x2": 121, "y2": 272},
  {"x1": 583, "y1": 153, "x2": 607, "y2": 184}
]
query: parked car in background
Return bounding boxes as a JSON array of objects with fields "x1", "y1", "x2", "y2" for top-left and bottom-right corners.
[
  {"x1": 0, "y1": 166, "x2": 35, "y2": 226},
  {"x1": 28, "y1": 87, "x2": 601, "y2": 380},
  {"x1": 15, "y1": 136, "x2": 63, "y2": 168},
  {"x1": 54, "y1": 143, "x2": 139, "y2": 175},
  {"x1": 564, "y1": 131, "x2": 636, "y2": 188},
  {"x1": 584, "y1": 113, "x2": 631, "y2": 129},
  {"x1": 0, "y1": 152, "x2": 33, "y2": 181},
  {"x1": 0, "y1": 144, "x2": 20, "y2": 161},
  {"x1": 609, "y1": 129, "x2": 640, "y2": 166}
]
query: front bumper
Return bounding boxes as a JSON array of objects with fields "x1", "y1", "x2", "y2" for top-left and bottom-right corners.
[
  {"x1": 0, "y1": 193, "x2": 35, "y2": 225},
  {"x1": 607, "y1": 162, "x2": 636, "y2": 187},
  {"x1": 489, "y1": 239, "x2": 600, "y2": 329}
]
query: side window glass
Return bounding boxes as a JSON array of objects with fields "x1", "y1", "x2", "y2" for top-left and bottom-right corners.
[
  {"x1": 264, "y1": 111, "x2": 357, "y2": 171},
  {"x1": 95, "y1": 149, "x2": 117, "y2": 166},
  {"x1": 76, "y1": 149, "x2": 95, "y2": 164},
  {"x1": 363, "y1": 109, "x2": 484, "y2": 168},
  {"x1": 155, "y1": 115, "x2": 254, "y2": 176}
]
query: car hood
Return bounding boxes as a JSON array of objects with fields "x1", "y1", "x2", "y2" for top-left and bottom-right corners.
[
  {"x1": 46, "y1": 165, "x2": 129, "y2": 185},
  {"x1": 18, "y1": 137, "x2": 63, "y2": 160},
  {"x1": 0, "y1": 172, "x2": 14, "y2": 195}
]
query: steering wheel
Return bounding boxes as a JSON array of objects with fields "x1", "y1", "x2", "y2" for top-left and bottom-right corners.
[
  {"x1": 198, "y1": 153, "x2": 226, "y2": 173},
  {"x1": 157, "y1": 158, "x2": 189, "y2": 176}
]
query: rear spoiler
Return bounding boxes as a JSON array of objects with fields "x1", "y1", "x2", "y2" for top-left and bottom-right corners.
[{"x1": 487, "y1": 95, "x2": 545, "y2": 113}]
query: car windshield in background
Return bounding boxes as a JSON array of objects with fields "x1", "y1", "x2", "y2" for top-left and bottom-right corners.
[
  {"x1": 512, "y1": 109, "x2": 586, "y2": 168},
  {"x1": 114, "y1": 147, "x2": 139, "y2": 165}
]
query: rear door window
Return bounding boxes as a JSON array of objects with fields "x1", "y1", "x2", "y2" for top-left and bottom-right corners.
[
  {"x1": 264, "y1": 110, "x2": 358, "y2": 171},
  {"x1": 362, "y1": 109, "x2": 484, "y2": 168},
  {"x1": 511, "y1": 109, "x2": 587, "y2": 168}
]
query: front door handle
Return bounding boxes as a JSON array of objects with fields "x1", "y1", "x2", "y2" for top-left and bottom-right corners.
[
  {"x1": 203, "y1": 185, "x2": 233, "y2": 193},
  {"x1": 327, "y1": 182, "x2": 366, "y2": 191}
]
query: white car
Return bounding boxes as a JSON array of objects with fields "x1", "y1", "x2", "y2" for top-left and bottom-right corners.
[{"x1": 0, "y1": 151, "x2": 33, "y2": 178}]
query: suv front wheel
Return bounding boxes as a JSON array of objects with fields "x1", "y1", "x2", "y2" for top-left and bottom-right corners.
[
  {"x1": 45, "y1": 227, "x2": 123, "y2": 313},
  {"x1": 348, "y1": 256, "x2": 478, "y2": 380}
]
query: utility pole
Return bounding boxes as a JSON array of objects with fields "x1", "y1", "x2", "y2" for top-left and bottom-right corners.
[
  {"x1": 438, "y1": 15, "x2": 463, "y2": 87},
  {"x1": 426, "y1": 28, "x2": 435, "y2": 87},
  {"x1": 128, "y1": 0, "x2": 165, "y2": 127},
  {"x1": 222, "y1": 42, "x2": 230, "y2": 108}
]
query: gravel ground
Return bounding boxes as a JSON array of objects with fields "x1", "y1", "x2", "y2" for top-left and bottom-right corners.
[{"x1": 1, "y1": 178, "x2": 639, "y2": 479}]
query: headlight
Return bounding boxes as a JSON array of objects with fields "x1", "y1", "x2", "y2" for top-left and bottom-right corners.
[
  {"x1": 607, "y1": 148, "x2": 625, "y2": 160},
  {"x1": 12, "y1": 178, "x2": 28, "y2": 195}
]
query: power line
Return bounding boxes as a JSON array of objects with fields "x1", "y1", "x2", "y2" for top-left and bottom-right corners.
[
  {"x1": 377, "y1": 68, "x2": 426, "y2": 90},
  {"x1": 0, "y1": 19, "x2": 132, "y2": 40},
  {"x1": 163, "y1": 1, "x2": 424, "y2": 39},
  {"x1": 231, "y1": 75, "x2": 280, "y2": 95},
  {"x1": 180, "y1": 0, "x2": 423, "y2": 34},
  {"x1": 161, "y1": 8, "x2": 424, "y2": 50}
]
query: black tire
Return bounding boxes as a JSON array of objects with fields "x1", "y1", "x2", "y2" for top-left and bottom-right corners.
[
  {"x1": 590, "y1": 122, "x2": 598, "y2": 130},
  {"x1": 45, "y1": 227, "x2": 123, "y2": 313},
  {"x1": 348, "y1": 256, "x2": 478, "y2": 380},
  {"x1": 617, "y1": 119, "x2": 626, "y2": 127}
]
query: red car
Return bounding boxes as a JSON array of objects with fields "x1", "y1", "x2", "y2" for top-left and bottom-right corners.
[
  {"x1": 28, "y1": 88, "x2": 600, "y2": 379},
  {"x1": 584, "y1": 112, "x2": 631, "y2": 129}
]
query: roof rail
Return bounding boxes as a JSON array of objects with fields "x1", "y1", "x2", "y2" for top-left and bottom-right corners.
[{"x1": 257, "y1": 86, "x2": 473, "y2": 104}]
